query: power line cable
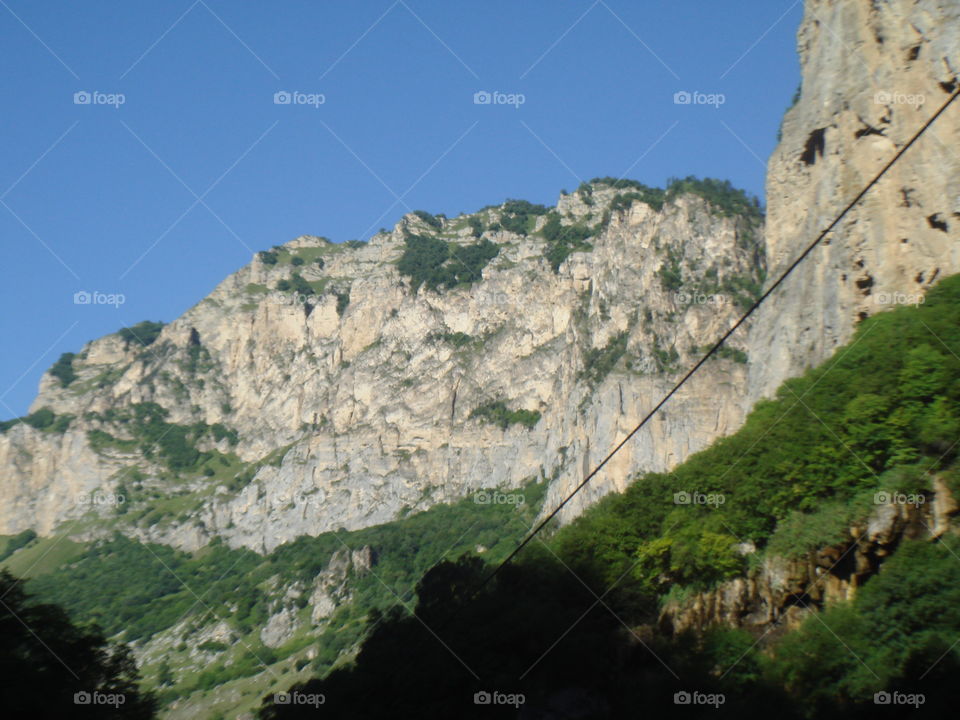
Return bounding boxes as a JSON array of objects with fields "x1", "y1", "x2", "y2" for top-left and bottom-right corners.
[{"x1": 456, "y1": 85, "x2": 960, "y2": 607}]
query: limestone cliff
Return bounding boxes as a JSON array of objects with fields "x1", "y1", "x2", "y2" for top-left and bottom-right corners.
[
  {"x1": 748, "y1": 0, "x2": 960, "y2": 404},
  {"x1": 0, "y1": 185, "x2": 762, "y2": 552},
  {"x1": 2, "y1": 0, "x2": 957, "y2": 563}
]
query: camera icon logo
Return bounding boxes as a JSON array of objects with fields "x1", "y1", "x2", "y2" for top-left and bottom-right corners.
[
  {"x1": 474, "y1": 691, "x2": 492, "y2": 705},
  {"x1": 73, "y1": 91, "x2": 91, "y2": 105},
  {"x1": 274, "y1": 91, "x2": 292, "y2": 105},
  {"x1": 673, "y1": 91, "x2": 692, "y2": 105},
  {"x1": 74, "y1": 290, "x2": 91, "y2": 305},
  {"x1": 474, "y1": 91, "x2": 492, "y2": 105},
  {"x1": 874, "y1": 491, "x2": 890, "y2": 505},
  {"x1": 874, "y1": 91, "x2": 892, "y2": 105},
  {"x1": 674, "y1": 691, "x2": 691, "y2": 704},
  {"x1": 74, "y1": 691, "x2": 92, "y2": 705},
  {"x1": 274, "y1": 692, "x2": 291, "y2": 705},
  {"x1": 874, "y1": 691, "x2": 891, "y2": 705},
  {"x1": 673, "y1": 491, "x2": 691, "y2": 505}
]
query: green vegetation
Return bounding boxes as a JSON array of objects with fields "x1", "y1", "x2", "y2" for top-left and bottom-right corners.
[
  {"x1": 25, "y1": 479, "x2": 548, "y2": 659},
  {"x1": 715, "y1": 345, "x2": 748, "y2": 364},
  {"x1": 49, "y1": 351, "x2": 77, "y2": 387},
  {"x1": 657, "y1": 247, "x2": 683, "y2": 291},
  {"x1": 665, "y1": 175, "x2": 763, "y2": 222},
  {"x1": 579, "y1": 331, "x2": 629, "y2": 385},
  {"x1": 587, "y1": 177, "x2": 667, "y2": 213},
  {"x1": 275, "y1": 272, "x2": 314, "y2": 297},
  {"x1": 469, "y1": 401, "x2": 541, "y2": 430},
  {"x1": 467, "y1": 215, "x2": 483, "y2": 238},
  {"x1": 763, "y1": 537, "x2": 960, "y2": 717},
  {"x1": 0, "y1": 570, "x2": 158, "y2": 718},
  {"x1": 0, "y1": 529, "x2": 37, "y2": 561},
  {"x1": 1, "y1": 535, "x2": 85, "y2": 577},
  {"x1": 495, "y1": 199, "x2": 550, "y2": 235},
  {"x1": 722, "y1": 273, "x2": 765, "y2": 311},
  {"x1": 539, "y1": 211, "x2": 597, "y2": 271},
  {"x1": 651, "y1": 340, "x2": 680, "y2": 372},
  {"x1": 556, "y1": 276, "x2": 960, "y2": 591},
  {"x1": 262, "y1": 274, "x2": 960, "y2": 720},
  {"x1": 431, "y1": 331, "x2": 473, "y2": 348},
  {"x1": 85, "y1": 403, "x2": 239, "y2": 473},
  {"x1": 397, "y1": 234, "x2": 499, "y2": 292},
  {"x1": 335, "y1": 291, "x2": 350, "y2": 316},
  {"x1": 0, "y1": 407, "x2": 72, "y2": 434},
  {"x1": 117, "y1": 320, "x2": 165, "y2": 347},
  {"x1": 412, "y1": 210, "x2": 444, "y2": 229},
  {"x1": 257, "y1": 250, "x2": 279, "y2": 265}
]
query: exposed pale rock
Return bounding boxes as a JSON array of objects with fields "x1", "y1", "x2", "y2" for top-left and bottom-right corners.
[
  {"x1": 747, "y1": 0, "x2": 960, "y2": 404},
  {"x1": 1, "y1": 192, "x2": 761, "y2": 552}
]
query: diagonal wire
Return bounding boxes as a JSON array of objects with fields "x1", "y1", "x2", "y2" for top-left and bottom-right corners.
[{"x1": 454, "y1": 85, "x2": 960, "y2": 612}]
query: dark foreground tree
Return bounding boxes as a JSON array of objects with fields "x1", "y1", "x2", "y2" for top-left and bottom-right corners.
[{"x1": 0, "y1": 570, "x2": 156, "y2": 719}]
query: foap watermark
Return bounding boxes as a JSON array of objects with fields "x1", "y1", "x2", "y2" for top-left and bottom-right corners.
[
  {"x1": 74, "y1": 90, "x2": 125, "y2": 108},
  {"x1": 476, "y1": 291, "x2": 523, "y2": 308},
  {"x1": 874, "y1": 491, "x2": 925, "y2": 508},
  {"x1": 274, "y1": 691, "x2": 325, "y2": 707},
  {"x1": 874, "y1": 691, "x2": 925, "y2": 708},
  {"x1": 474, "y1": 690, "x2": 525, "y2": 708},
  {"x1": 674, "y1": 491, "x2": 725, "y2": 507},
  {"x1": 77, "y1": 492, "x2": 125, "y2": 507},
  {"x1": 74, "y1": 691, "x2": 125, "y2": 707},
  {"x1": 267, "y1": 291, "x2": 313, "y2": 307},
  {"x1": 673, "y1": 90, "x2": 725, "y2": 108},
  {"x1": 874, "y1": 291, "x2": 924, "y2": 307},
  {"x1": 74, "y1": 290, "x2": 126, "y2": 308},
  {"x1": 474, "y1": 490, "x2": 525, "y2": 506},
  {"x1": 274, "y1": 90, "x2": 326, "y2": 108},
  {"x1": 473, "y1": 90, "x2": 525, "y2": 108},
  {"x1": 874, "y1": 90, "x2": 925, "y2": 107},
  {"x1": 674, "y1": 691, "x2": 725, "y2": 708},
  {"x1": 675, "y1": 291, "x2": 727, "y2": 306}
]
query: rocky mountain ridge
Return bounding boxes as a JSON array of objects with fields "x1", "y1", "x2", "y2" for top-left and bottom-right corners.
[{"x1": 1, "y1": 181, "x2": 764, "y2": 553}]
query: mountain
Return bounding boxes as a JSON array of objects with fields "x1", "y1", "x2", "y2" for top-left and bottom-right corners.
[
  {"x1": 1, "y1": 0, "x2": 957, "y2": 717},
  {"x1": 1, "y1": 182, "x2": 763, "y2": 554},
  {"x1": 0, "y1": 179, "x2": 765, "y2": 717},
  {"x1": 262, "y1": 270, "x2": 960, "y2": 720}
]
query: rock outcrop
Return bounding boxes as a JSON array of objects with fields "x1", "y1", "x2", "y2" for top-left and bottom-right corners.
[
  {"x1": 0, "y1": 187, "x2": 762, "y2": 552},
  {"x1": 659, "y1": 479, "x2": 958, "y2": 637},
  {"x1": 748, "y1": 0, "x2": 960, "y2": 404},
  {"x1": 2, "y1": 0, "x2": 957, "y2": 562}
]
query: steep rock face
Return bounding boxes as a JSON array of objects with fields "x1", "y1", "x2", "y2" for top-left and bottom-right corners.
[
  {"x1": 6, "y1": 0, "x2": 955, "y2": 558},
  {"x1": 748, "y1": 0, "x2": 960, "y2": 404},
  {"x1": 659, "y1": 479, "x2": 958, "y2": 637},
  {"x1": 0, "y1": 188, "x2": 762, "y2": 552}
]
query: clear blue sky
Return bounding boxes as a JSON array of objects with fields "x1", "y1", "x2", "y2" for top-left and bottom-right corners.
[{"x1": 0, "y1": 0, "x2": 801, "y2": 417}]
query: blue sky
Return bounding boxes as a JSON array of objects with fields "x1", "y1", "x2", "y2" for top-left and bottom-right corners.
[{"x1": 0, "y1": 0, "x2": 802, "y2": 417}]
